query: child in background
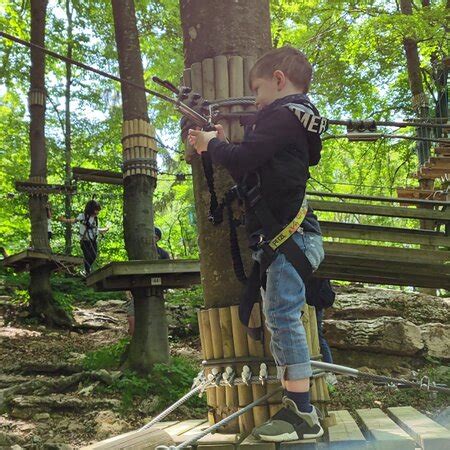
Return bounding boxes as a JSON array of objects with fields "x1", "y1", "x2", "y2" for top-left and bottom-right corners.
[{"x1": 59, "y1": 200, "x2": 108, "y2": 274}]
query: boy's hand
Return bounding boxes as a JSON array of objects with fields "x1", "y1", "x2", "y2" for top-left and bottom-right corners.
[
  {"x1": 188, "y1": 129, "x2": 217, "y2": 154},
  {"x1": 214, "y1": 124, "x2": 227, "y2": 142}
]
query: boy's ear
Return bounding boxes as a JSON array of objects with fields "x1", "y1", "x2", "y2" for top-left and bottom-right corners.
[{"x1": 273, "y1": 70, "x2": 286, "y2": 90}]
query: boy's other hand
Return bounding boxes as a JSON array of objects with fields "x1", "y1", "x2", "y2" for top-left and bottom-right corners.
[
  {"x1": 188, "y1": 129, "x2": 217, "y2": 154},
  {"x1": 214, "y1": 124, "x2": 227, "y2": 142}
]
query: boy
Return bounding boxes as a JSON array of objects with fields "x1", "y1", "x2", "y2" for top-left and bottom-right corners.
[{"x1": 188, "y1": 46, "x2": 326, "y2": 442}]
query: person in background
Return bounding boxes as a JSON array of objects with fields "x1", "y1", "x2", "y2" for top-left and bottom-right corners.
[
  {"x1": 126, "y1": 226, "x2": 170, "y2": 335},
  {"x1": 58, "y1": 200, "x2": 109, "y2": 275},
  {"x1": 46, "y1": 203, "x2": 53, "y2": 241}
]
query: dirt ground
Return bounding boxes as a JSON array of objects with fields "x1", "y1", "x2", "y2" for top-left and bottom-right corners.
[{"x1": 0, "y1": 297, "x2": 448, "y2": 449}]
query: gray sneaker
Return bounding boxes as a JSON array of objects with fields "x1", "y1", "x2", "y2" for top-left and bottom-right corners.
[{"x1": 252, "y1": 397, "x2": 323, "y2": 442}]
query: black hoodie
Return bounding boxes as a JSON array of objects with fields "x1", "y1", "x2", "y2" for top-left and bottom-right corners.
[{"x1": 207, "y1": 93, "x2": 323, "y2": 240}]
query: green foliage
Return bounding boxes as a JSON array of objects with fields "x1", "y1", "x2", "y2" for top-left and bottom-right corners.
[
  {"x1": 112, "y1": 356, "x2": 206, "y2": 411},
  {"x1": 83, "y1": 337, "x2": 130, "y2": 370},
  {"x1": 0, "y1": 0, "x2": 448, "y2": 272},
  {"x1": 84, "y1": 344, "x2": 206, "y2": 412}
]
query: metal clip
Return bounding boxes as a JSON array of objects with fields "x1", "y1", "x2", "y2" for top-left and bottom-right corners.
[
  {"x1": 259, "y1": 363, "x2": 268, "y2": 385},
  {"x1": 420, "y1": 376, "x2": 430, "y2": 391},
  {"x1": 242, "y1": 365, "x2": 252, "y2": 385},
  {"x1": 222, "y1": 366, "x2": 236, "y2": 387},
  {"x1": 191, "y1": 370, "x2": 205, "y2": 390},
  {"x1": 211, "y1": 367, "x2": 222, "y2": 386}
]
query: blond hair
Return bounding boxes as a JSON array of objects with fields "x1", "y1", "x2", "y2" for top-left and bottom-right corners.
[{"x1": 249, "y1": 46, "x2": 312, "y2": 93}]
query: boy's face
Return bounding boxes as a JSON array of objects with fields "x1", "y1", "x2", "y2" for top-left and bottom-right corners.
[{"x1": 251, "y1": 76, "x2": 279, "y2": 110}]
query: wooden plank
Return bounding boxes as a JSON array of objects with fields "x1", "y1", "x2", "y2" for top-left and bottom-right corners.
[
  {"x1": 163, "y1": 419, "x2": 207, "y2": 439},
  {"x1": 387, "y1": 406, "x2": 450, "y2": 450},
  {"x1": 171, "y1": 420, "x2": 208, "y2": 444},
  {"x1": 396, "y1": 188, "x2": 448, "y2": 202},
  {"x1": 323, "y1": 242, "x2": 450, "y2": 265},
  {"x1": 309, "y1": 200, "x2": 450, "y2": 221},
  {"x1": 72, "y1": 167, "x2": 123, "y2": 185},
  {"x1": 1, "y1": 250, "x2": 83, "y2": 271},
  {"x1": 240, "y1": 434, "x2": 276, "y2": 450},
  {"x1": 150, "y1": 421, "x2": 179, "y2": 430},
  {"x1": 86, "y1": 260, "x2": 201, "y2": 287},
  {"x1": 327, "y1": 410, "x2": 367, "y2": 449},
  {"x1": 356, "y1": 408, "x2": 416, "y2": 450},
  {"x1": 308, "y1": 190, "x2": 450, "y2": 207},
  {"x1": 279, "y1": 438, "x2": 317, "y2": 449},
  {"x1": 320, "y1": 221, "x2": 450, "y2": 246},
  {"x1": 80, "y1": 427, "x2": 174, "y2": 449},
  {"x1": 196, "y1": 429, "x2": 243, "y2": 445}
]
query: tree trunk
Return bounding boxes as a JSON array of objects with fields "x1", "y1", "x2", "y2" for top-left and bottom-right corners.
[
  {"x1": 28, "y1": 0, "x2": 72, "y2": 327},
  {"x1": 64, "y1": 0, "x2": 73, "y2": 255},
  {"x1": 179, "y1": 0, "x2": 271, "y2": 309},
  {"x1": 111, "y1": 0, "x2": 168, "y2": 373},
  {"x1": 400, "y1": 0, "x2": 431, "y2": 166}
]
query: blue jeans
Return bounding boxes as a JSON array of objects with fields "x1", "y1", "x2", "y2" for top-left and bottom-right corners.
[
  {"x1": 315, "y1": 308, "x2": 333, "y2": 364},
  {"x1": 254, "y1": 231, "x2": 325, "y2": 381}
]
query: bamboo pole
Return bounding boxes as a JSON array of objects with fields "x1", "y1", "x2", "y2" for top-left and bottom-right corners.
[
  {"x1": 198, "y1": 310, "x2": 214, "y2": 360},
  {"x1": 236, "y1": 364, "x2": 255, "y2": 435},
  {"x1": 228, "y1": 56, "x2": 244, "y2": 142},
  {"x1": 219, "y1": 306, "x2": 235, "y2": 358},
  {"x1": 230, "y1": 306, "x2": 255, "y2": 434},
  {"x1": 230, "y1": 305, "x2": 249, "y2": 357},
  {"x1": 243, "y1": 56, "x2": 257, "y2": 96},
  {"x1": 209, "y1": 308, "x2": 224, "y2": 359},
  {"x1": 214, "y1": 55, "x2": 230, "y2": 138},
  {"x1": 251, "y1": 362, "x2": 269, "y2": 427},
  {"x1": 202, "y1": 58, "x2": 215, "y2": 100}
]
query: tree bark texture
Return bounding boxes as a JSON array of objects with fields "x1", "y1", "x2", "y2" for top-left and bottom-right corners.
[
  {"x1": 179, "y1": 0, "x2": 272, "y2": 308},
  {"x1": 111, "y1": 0, "x2": 168, "y2": 372},
  {"x1": 28, "y1": 0, "x2": 72, "y2": 327},
  {"x1": 180, "y1": 0, "x2": 271, "y2": 67},
  {"x1": 399, "y1": 0, "x2": 430, "y2": 165}
]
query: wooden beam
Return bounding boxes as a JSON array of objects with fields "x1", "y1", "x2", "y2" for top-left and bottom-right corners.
[
  {"x1": 308, "y1": 190, "x2": 450, "y2": 207},
  {"x1": 15, "y1": 180, "x2": 76, "y2": 195},
  {"x1": 387, "y1": 406, "x2": 450, "y2": 450},
  {"x1": 1, "y1": 250, "x2": 83, "y2": 273},
  {"x1": 323, "y1": 242, "x2": 450, "y2": 265},
  {"x1": 72, "y1": 167, "x2": 123, "y2": 185},
  {"x1": 396, "y1": 188, "x2": 448, "y2": 202},
  {"x1": 320, "y1": 221, "x2": 450, "y2": 246},
  {"x1": 309, "y1": 200, "x2": 450, "y2": 222}
]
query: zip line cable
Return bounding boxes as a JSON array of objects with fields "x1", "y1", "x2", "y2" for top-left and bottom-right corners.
[{"x1": 2, "y1": 31, "x2": 449, "y2": 130}]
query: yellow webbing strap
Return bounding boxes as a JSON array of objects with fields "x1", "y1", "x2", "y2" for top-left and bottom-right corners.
[{"x1": 268, "y1": 198, "x2": 308, "y2": 250}]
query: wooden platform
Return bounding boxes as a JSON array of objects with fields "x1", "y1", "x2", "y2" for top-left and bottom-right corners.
[
  {"x1": 83, "y1": 406, "x2": 450, "y2": 449},
  {"x1": 72, "y1": 167, "x2": 123, "y2": 185},
  {"x1": 15, "y1": 180, "x2": 77, "y2": 195},
  {"x1": 86, "y1": 259, "x2": 201, "y2": 291},
  {"x1": 1, "y1": 250, "x2": 83, "y2": 272}
]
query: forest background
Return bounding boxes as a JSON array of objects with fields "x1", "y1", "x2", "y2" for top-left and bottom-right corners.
[{"x1": 0, "y1": 0, "x2": 448, "y2": 267}]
